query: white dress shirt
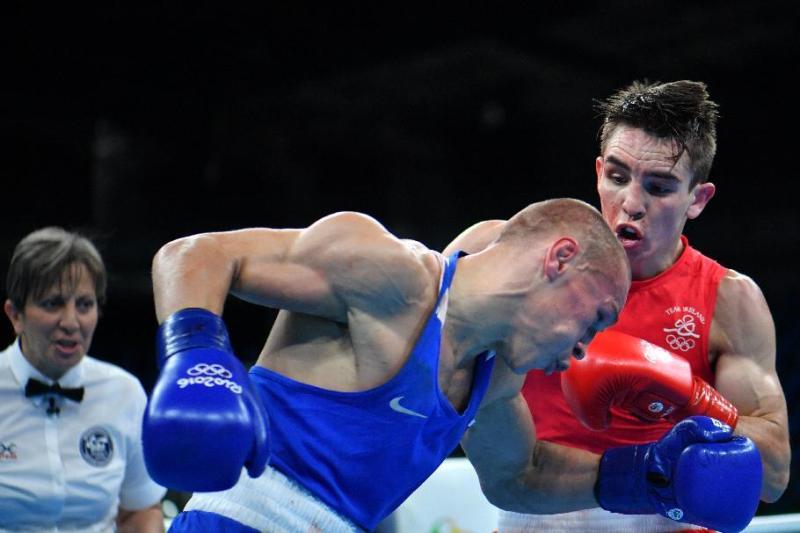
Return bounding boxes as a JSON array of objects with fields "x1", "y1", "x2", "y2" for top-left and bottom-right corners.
[{"x1": 0, "y1": 340, "x2": 166, "y2": 532}]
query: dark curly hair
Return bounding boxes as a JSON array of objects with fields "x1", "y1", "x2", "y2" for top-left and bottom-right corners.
[{"x1": 596, "y1": 80, "x2": 719, "y2": 188}]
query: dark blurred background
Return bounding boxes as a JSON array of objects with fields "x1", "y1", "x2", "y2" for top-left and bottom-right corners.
[{"x1": 2, "y1": 2, "x2": 798, "y2": 516}]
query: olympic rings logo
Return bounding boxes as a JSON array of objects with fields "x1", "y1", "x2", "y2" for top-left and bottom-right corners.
[
  {"x1": 666, "y1": 334, "x2": 696, "y2": 352},
  {"x1": 186, "y1": 363, "x2": 233, "y2": 379},
  {"x1": 176, "y1": 363, "x2": 242, "y2": 394}
]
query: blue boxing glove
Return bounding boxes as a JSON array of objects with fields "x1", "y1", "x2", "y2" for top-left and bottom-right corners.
[
  {"x1": 142, "y1": 308, "x2": 270, "y2": 492},
  {"x1": 596, "y1": 416, "x2": 762, "y2": 533}
]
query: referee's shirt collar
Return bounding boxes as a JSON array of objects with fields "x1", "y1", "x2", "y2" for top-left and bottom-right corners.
[{"x1": 8, "y1": 338, "x2": 85, "y2": 394}]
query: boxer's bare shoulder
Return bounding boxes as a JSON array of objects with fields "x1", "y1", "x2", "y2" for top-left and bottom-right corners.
[{"x1": 443, "y1": 219, "x2": 506, "y2": 256}]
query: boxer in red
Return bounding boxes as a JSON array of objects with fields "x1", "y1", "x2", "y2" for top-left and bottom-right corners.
[{"x1": 447, "y1": 80, "x2": 791, "y2": 532}]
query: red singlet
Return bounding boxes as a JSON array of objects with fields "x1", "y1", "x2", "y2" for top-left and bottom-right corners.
[{"x1": 524, "y1": 236, "x2": 728, "y2": 453}]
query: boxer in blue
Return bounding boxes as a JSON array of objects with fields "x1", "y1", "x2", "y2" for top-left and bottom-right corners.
[{"x1": 142, "y1": 198, "x2": 762, "y2": 532}]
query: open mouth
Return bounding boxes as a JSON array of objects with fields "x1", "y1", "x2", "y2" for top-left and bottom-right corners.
[
  {"x1": 54, "y1": 339, "x2": 81, "y2": 354},
  {"x1": 56, "y1": 339, "x2": 78, "y2": 348},
  {"x1": 616, "y1": 224, "x2": 642, "y2": 243},
  {"x1": 572, "y1": 344, "x2": 586, "y2": 360}
]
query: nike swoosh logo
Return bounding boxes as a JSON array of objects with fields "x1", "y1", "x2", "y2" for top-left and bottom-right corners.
[{"x1": 389, "y1": 396, "x2": 428, "y2": 419}]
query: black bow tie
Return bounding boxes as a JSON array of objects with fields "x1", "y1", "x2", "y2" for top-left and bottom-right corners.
[{"x1": 24, "y1": 378, "x2": 85, "y2": 402}]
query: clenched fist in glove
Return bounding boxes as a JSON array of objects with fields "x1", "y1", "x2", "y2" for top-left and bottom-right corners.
[
  {"x1": 596, "y1": 416, "x2": 761, "y2": 533},
  {"x1": 142, "y1": 308, "x2": 271, "y2": 492},
  {"x1": 562, "y1": 330, "x2": 737, "y2": 430}
]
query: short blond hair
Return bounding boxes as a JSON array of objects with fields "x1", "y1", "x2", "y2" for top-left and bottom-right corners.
[{"x1": 499, "y1": 198, "x2": 629, "y2": 284}]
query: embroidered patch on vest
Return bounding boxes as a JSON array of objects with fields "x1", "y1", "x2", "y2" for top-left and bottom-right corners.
[
  {"x1": 80, "y1": 426, "x2": 114, "y2": 467},
  {"x1": 663, "y1": 306, "x2": 705, "y2": 352}
]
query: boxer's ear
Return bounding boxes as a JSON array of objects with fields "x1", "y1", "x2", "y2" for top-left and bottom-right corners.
[
  {"x1": 595, "y1": 156, "x2": 604, "y2": 187},
  {"x1": 544, "y1": 237, "x2": 579, "y2": 281},
  {"x1": 4, "y1": 300, "x2": 23, "y2": 335},
  {"x1": 687, "y1": 182, "x2": 715, "y2": 220}
]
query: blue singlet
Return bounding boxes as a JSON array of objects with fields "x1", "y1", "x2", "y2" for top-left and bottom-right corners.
[{"x1": 250, "y1": 251, "x2": 495, "y2": 530}]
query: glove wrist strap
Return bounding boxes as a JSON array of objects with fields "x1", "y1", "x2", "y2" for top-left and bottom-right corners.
[
  {"x1": 596, "y1": 444, "x2": 652, "y2": 515},
  {"x1": 156, "y1": 307, "x2": 233, "y2": 367},
  {"x1": 679, "y1": 376, "x2": 739, "y2": 428}
]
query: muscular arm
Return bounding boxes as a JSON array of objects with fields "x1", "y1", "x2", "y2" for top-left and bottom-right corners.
[
  {"x1": 116, "y1": 504, "x2": 164, "y2": 533},
  {"x1": 462, "y1": 358, "x2": 599, "y2": 513},
  {"x1": 152, "y1": 212, "x2": 426, "y2": 323},
  {"x1": 712, "y1": 271, "x2": 790, "y2": 502}
]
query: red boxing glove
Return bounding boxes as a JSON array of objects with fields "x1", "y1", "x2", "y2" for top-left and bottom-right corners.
[{"x1": 561, "y1": 331, "x2": 738, "y2": 431}]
